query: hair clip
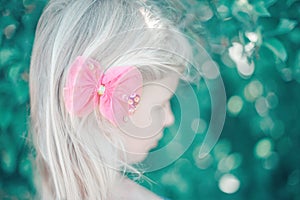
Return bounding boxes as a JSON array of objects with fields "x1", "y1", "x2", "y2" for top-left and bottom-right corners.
[
  {"x1": 128, "y1": 93, "x2": 141, "y2": 114},
  {"x1": 63, "y1": 56, "x2": 143, "y2": 125}
]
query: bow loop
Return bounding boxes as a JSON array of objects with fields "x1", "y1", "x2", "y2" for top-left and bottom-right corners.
[{"x1": 63, "y1": 56, "x2": 143, "y2": 125}]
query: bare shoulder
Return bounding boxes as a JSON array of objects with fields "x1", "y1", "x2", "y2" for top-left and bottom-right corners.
[{"x1": 111, "y1": 177, "x2": 163, "y2": 200}]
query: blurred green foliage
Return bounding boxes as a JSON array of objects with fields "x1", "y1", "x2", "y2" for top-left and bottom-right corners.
[
  {"x1": 145, "y1": 0, "x2": 300, "y2": 199},
  {"x1": 0, "y1": 0, "x2": 300, "y2": 199},
  {"x1": 0, "y1": 0, "x2": 47, "y2": 199}
]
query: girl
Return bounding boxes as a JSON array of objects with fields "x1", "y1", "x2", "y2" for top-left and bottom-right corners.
[{"x1": 29, "y1": 0, "x2": 194, "y2": 199}]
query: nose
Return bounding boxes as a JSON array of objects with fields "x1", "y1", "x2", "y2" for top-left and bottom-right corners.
[{"x1": 163, "y1": 102, "x2": 175, "y2": 127}]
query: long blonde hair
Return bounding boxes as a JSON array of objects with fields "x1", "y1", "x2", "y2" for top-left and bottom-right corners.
[{"x1": 29, "y1": 0, "x2": 192, "y2": 199}]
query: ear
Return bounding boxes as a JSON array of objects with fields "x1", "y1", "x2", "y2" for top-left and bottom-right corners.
[{"x1": 102, "y1": 66, "x2": 143, "y2": 126}]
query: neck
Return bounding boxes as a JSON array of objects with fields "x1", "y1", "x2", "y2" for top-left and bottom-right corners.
[{"x1": 110, "y1": 175, "x2": 162, "y2": 200}]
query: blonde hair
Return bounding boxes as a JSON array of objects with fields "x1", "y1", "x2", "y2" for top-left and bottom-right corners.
[{"x1": 29, "y1": 0, "x2": 192, "y2": 199}]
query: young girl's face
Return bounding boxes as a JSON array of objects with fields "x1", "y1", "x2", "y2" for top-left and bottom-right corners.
[{"x1": 119, "y1": 74, "x2": 179, "y2": 163}]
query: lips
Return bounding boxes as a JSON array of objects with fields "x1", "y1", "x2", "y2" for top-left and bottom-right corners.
[{"x1": 149, "y1": 132, "x2": 163, "y2": 149}]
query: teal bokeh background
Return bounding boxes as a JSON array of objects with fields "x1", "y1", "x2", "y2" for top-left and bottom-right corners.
[{"x1": 1, "y1": 0, "x2": 300, "y2": 199}]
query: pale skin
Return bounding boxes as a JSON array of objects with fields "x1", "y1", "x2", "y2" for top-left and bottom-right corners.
[{"x1": 113, "y1": 73, "x2": 179, "y2": 199}]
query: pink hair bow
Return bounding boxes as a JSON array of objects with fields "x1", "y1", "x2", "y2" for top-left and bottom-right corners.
[{"x1": 63, "y1": 56, "x2": 143, "y2": 125}]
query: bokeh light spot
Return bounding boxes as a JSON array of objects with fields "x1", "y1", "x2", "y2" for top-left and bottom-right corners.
[
  {"x1": 218, "y1": 174, "x2": 240, "y2": 194},
  {"x1": 244, "y1": 80, "x2": 264, "y2": 102},
  {"x1": 270, "y1": 120, "x2": 285, "y2": 139},
  {"x1": 237, "y1": 60, "x2": 255, "y2": 77},
  {"x1": 259, "y1": 116, "x2": 274, "y2": 133},
  {"x1": 160, "y1": 170, "x2": 189, "y2": 194},
  {"x1": 213, "y1": 139, "x2": 231, "y2": 161},
  {"x1": 217, "y1": 5, "x2": 230, "y2": 19},
  {"x1": 288, "y1": 170, "x2": 300, "y2": 186},
  {"x1": 194, "y1": 148, "x2": 213, "y2": 169},
  {"x1": 255, "y1": 138, "x2": 273, "y2": 159},
  {"x1": 255, "y1": 97, "x2": 269, "y2": 116},
  {"x1": 281, "y1": 68, "x2": 293, "y2": 82},
  {"x1": 266, "y1": 92, "x2": 279, "y2": 109},
  {"x1": 228, "y1": 42, "x2": 255, "y2": 77},
  {"x1": 191, "y1": 118, "x2": 207, "y2": 134},
  {"x1": 227, "y1": 96, "x2": 243, "y2": 116},
  {"x1": 245, "y1": 32, "x2": 258, "y2": 43},
  {"x1": 196, "y1": 3, "x2": 213, "y2": 21},
  {"x1": 4, "y1": 24, "x2": 17, "y2": 39},
  {"x1": 263, "y1": 152, "x2": 279, "y2": 170},
  {"x1": 244, "y1": 42, "x2": 255, "y2": 54},
  {"x1": 201, "y1": 60, "x2": 220, "y2": 79},
  {"x1": 218, "y1": 153, "x2": 242, "y2": 172}
]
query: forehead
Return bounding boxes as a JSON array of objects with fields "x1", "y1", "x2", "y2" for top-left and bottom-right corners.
[{"x1": 142, "y1": 74, "x2": 179, "y2": 102}]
